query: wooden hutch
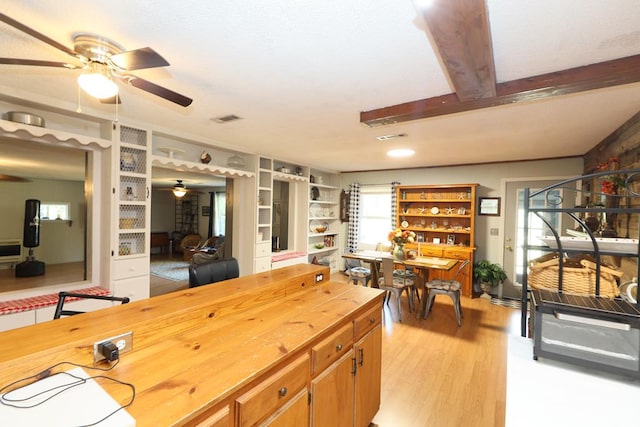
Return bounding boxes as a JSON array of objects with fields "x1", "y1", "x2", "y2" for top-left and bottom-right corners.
[{"x1": 395, "y1": 184, "x2": 478, "y2": 297}]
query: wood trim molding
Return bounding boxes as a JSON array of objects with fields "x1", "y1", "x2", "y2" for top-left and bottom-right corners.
[{"x1": 361, "y1": 54, "x2": 640, "y2": 127}]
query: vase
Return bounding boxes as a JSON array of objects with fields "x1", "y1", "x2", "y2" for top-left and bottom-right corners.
[{"x1": 393, "y1": 244, "x2": 406, "y2": 260}]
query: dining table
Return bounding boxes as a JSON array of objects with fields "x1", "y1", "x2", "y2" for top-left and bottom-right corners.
[{"x1": 342, "y1": 250, "x2": 459, "y2": 317}]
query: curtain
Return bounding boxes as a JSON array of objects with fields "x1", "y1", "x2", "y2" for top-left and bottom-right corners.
[
  {"x1": 347, "y1": 183, "x2": 360, "y2": 252},
  {"x1": 391, "y1": 181, "x2": 400, "y2": 229},
  {"x1": 214, "y1": 191, "x2": 226, "y2": 236}
]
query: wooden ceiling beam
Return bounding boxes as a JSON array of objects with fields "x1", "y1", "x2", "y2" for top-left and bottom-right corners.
[
  {"x1": 418, "y1": 0, "x2": 496, "y2": 102},
  {"x1": 361, "y1": 54, "x2": 640, "y2": 127}
]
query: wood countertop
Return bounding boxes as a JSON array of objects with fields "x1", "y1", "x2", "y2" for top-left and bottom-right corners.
[{"x1": 0, "y1": 264, "x2": 385, "y2": 426}]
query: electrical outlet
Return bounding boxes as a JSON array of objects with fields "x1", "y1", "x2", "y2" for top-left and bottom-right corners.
[
  {"x1": 93, "y1": 331, "x2": 133, "y2": 363},
  {"x1": 315, "y1": 273, "x2": 324, "y2": 283}
]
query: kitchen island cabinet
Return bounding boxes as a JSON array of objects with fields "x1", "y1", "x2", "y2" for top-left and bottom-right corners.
[{"x1": 0, "y1": 264, "x2": 384, "y2": 426}]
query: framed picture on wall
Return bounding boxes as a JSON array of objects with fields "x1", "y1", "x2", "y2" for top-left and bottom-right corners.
[
  {"x1": 202, "y1": 206, "x2": 210, "y2": 216},
  {"x1": 479, "y1": 197, "x2": 501, "y2": 216}
]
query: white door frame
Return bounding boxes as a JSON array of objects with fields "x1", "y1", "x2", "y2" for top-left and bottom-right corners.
[{"x1": 499, "y1": 175, "x2": 577, "y2": 298}]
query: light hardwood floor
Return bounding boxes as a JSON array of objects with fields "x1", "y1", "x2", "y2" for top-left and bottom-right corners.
[{"x1": 2, "y1": 263, "x2": 517, "y2": 426}]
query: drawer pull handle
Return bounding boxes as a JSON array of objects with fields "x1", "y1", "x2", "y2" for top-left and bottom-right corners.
[
  {"x1": 336, "y1": 344, "x2": 343, "y2": 351},
  {"x1": 279, "y1": 387, "x2": 287, "y2": 397},
  {"x1": 369, "y1": 317, "x2": 376, "y2": 324}
]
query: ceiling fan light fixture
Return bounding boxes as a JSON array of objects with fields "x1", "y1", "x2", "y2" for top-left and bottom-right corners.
[
  {"x1": 172, "y1": 180, "x2": 187, "y2": 198},
  {"x1": 78, "y1": 71, "x2": 118, "y2": 99}
]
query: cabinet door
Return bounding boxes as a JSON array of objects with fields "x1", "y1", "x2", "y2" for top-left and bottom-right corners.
[
  {"x1": 310, "y1": 349, "x2": 355, "y2": 427},
  {"x1": 354, "y1": 325, "x2": 382, "y2": 427},
  {"x1": 261, "y1": 388, "x2": 309, "y2": 427}
]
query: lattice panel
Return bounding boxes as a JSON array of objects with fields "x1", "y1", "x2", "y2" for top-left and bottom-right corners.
[
  {"x1": 120, "y1": 125, "x2": 147, "y2": 146},
  {"x1": 119, "y1": 176, "x2": 146, "y2": 201},
  {"x1": 120, "y1": 146, "x2": 146, "y2": 174},
  {"x1": 118, "y1": 232, "x2": 145, "y2": 256},
  {"x1": 119, "y1": 205, "x2": 146, "y2": 230}
]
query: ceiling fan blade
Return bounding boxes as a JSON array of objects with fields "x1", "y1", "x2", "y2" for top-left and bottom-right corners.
[
  {"x1": 0, "y1": 57, "x2": 79, "y2": 68},
  {"x1": 0, "y1": 13, "x2": 79, "y2": 59},
  {"x1": 99, "y1": 94, "x2": 122, "y2": 104},
  {"x1": 120, "y1": 74, "x2": 193, "y2": 107},
  {"x1": 109, "y1": 47, "x2": 169, "y2": 71}
]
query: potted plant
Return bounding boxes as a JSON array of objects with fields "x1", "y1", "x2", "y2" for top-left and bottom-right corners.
[{"x1": 473, "y1": 260, "x2": 507, "y2": 299}]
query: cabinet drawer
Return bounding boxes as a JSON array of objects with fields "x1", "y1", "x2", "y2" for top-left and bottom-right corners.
[
  {"x1": 421, "y1": 246, "x2": 443, "y2": 257},
  {"x1": 113, "y1": 256, "x2": 149, "y2": 280},
  {"x1": 256, "y1": 242, "x2": 271, "y2": 257},
  {"x1": 255, "y1": 256, "x2": 272, "y2": 273},
  {"x1": 354, "y1": 305, "x2": 382, "y2": 341},
  {"x1": 443, "y1": 248, "x2": 471, "y2": 260},
  {"x1": 236, "y1": 354, "x2": 309, "y2": 427},
  {"x1": 311, "y1": 322, "x2": 354, "y2": 375}
]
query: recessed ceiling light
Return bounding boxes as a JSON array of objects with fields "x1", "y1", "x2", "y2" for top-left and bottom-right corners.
[{"x1": 387, "y1": 149, "x2": 415, "y2": 158}]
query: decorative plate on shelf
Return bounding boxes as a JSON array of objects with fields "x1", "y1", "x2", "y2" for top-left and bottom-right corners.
[
  {"x1": 430, "y1": 207, "x2": 439, "y2": 215},
  {"x1": 310, "y1": 203, "x2": 323, "y2": 217},
  {"x1": 227, "y1": 154, "x2": 246, "y2": 168},
  {"x1": 401, "y1": 220, "x2": 409, "y2": 228}
]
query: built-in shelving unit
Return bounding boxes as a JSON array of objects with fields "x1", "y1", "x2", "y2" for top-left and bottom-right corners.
[
  {"x1": 255, "y1": 157, "x2": 274, "y2": 272},
  {"x1": 112, "y1": 123, "x2": 151, "y2": 300},
  {"x1": 308, "y1": 170, "x2": 340, "y2": 272}
]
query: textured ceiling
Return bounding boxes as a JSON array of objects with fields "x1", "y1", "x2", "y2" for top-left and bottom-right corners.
[{"x1": 0, "y1": 0, "x2": 639, "y2": 176}]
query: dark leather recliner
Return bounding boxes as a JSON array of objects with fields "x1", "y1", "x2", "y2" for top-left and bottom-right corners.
[{"x1": 188, "y1": 257, "x2": 240, "y2": 288}]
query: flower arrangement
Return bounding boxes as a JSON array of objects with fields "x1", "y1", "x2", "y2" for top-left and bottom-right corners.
[
  {"x1": 597, "y1": 156, "x2": 626, "y2": 195},
  {"x1": 388, "y1": 228, "x2": 416, "y2": 245}
]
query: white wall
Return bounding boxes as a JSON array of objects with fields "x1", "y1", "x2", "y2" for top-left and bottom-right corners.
[
  {"x1": 339, "y1": 157, "x2": 584, "y2": 264},
  {"x1": 0, "y1": 179, "x2": 85, "y2": 264}
]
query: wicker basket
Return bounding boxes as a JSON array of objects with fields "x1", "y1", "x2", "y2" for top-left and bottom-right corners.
[{"x1": 528, "y1": 257, "x2": 621, "y2": 298}]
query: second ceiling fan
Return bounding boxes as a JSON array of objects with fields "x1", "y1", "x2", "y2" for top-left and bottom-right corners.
[{"x1": 0, "y1": 13, "x2": 192, "y2": 107}]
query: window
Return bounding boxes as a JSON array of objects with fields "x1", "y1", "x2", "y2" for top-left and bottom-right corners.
[
  {"x1": 40, "y1": 202, "x2": 71, "y2": 221},
  {"x1": 359, "y1": 186, "x2": 391, "y2": 246}
]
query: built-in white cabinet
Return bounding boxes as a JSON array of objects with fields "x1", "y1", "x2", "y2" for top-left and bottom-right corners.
[
  {"x1": 256, "y1": 157, "x2": 274, "y2": 272},
  {"x1": 112, "y1": 123, "x2": 151, "y2": 301},
  {"x1": 308, "y1": 169, "x2": 340, "y2": 272}
]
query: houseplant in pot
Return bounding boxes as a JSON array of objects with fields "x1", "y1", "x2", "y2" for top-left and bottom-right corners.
[{"x1": 473, "y1": 260, "x2": 507, "y2": 299}]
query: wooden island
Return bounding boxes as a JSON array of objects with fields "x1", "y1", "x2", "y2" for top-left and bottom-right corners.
[{"x1": 0, "y1": 264, "x2": 385, "y2": 426}]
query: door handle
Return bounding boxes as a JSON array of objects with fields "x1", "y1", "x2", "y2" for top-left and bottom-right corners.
[{"x1": 505, "y1": 245, "x2": 513, "y2": 252}]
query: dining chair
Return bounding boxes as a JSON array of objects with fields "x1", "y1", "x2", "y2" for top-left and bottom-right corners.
[
  {"x1": 53, "y1": 291, "x2": 130, "y2": 319},
  {"x1": 423, "y1": 259, "x2": 469, "y2": 326},
  {"x1": 345, "y1": 255, "x2": 371, "y2": 287},
  {"x1": 377, "y1": 257, "x2": 417, "y2": 321}
]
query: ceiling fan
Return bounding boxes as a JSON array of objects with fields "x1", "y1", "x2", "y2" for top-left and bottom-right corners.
[{"x1": 0, "y1": 13, "x2": 192, "y2": 107}]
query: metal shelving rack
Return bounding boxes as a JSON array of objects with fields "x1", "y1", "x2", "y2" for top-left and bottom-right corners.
[{"x1": 520, "y1": 169, "x2": 640, "y2": 378}]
